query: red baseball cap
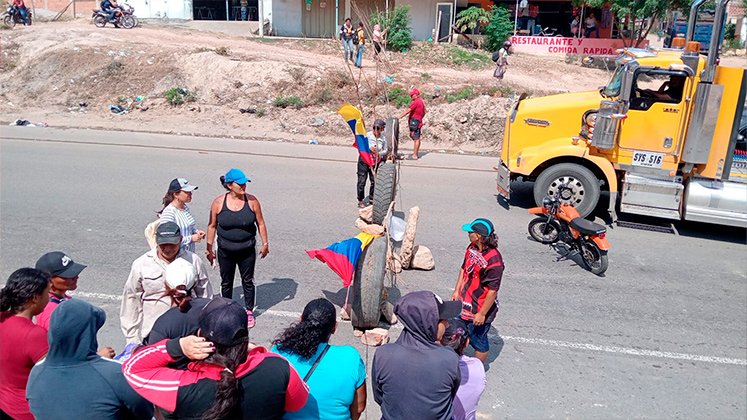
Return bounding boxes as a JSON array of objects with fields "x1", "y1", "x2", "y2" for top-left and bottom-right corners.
[{"x1": 409, "y1": 88, "x2": 420, "y2": 97}]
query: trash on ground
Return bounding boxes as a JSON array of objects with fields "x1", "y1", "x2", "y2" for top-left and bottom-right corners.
[
  {"x1": 10, "y1": 119, "x2": 36, "y2": 127},
  {"x1": 308, "y1": 139, "x2": 319, "y2": 145},
  {"x1": 109, "y1": 104, "x2": 127, "y2": 114}
]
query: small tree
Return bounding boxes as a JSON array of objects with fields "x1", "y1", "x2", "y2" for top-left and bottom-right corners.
[
  {"x1": 484, "y1": 6, "x2": 513, "y2": 52},
  {"x1": 586, "y1": 0, "x2": 690, "y2": 48},
  {"x1": 370, "y1": 6, "x2": 413, "y2": 52},
  {"x1": 455, "y1": 6, "x2": 491, "y2": 34}
]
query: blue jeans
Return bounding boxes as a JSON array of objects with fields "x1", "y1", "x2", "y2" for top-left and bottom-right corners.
[
  {"x1": 342, "y1": 39, "x2": 354, "y2": 62},
  {"x1": 240, "y1": 6, "x2": 247, "y2": 21},
  {"x1": 355, "y1": 44, "x2": 365, "y2": 67},
  {"x1": 17, "y1": 6, "x2": 28, "y2": 23}
]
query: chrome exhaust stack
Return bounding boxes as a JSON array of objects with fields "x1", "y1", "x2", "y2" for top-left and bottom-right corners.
[
  {"x1": 701, "y1": 0, "x2": 730, "y2": 83},
  {"x1": 686, "y1": 0, "x2": 706, "y2": 42}
]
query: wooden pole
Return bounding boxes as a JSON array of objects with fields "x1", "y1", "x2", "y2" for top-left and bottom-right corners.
[{"x1": 72, "y1": 0, "x2": 75, "y2": 18}]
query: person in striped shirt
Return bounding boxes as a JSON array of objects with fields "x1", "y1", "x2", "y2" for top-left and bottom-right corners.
[{"x1": 159, "y1": 178, "x2": 205, "y2": 253}]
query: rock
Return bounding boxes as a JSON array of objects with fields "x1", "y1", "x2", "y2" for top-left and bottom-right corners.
[
  {"x1": 340, "y1": 304, "x2": 352, "y2": 321},
  {"x1": 380, "y1": 301, "x2": 397, "y2": 325},
  {"x1": 352, "y1": 329, "x2": 364, "y2": 337},
  {"x1": 399, "y1": 206, "x2": 420, "y2": 269},
  {"x1": 361, "y1": 328, "x2": 390, "y2": 346},
  {"x1": 358, "y1": 205, "x2": 373, "y2": 223},
  {"x1": 411, "y1": 245, "x2": 435, "y2": 270},
  {"x1": 309, "y1": 116, "x2": 325, "y2": 127},
  {"x1": 355, "y1": 218, "x2": 385, "y2": 235}
]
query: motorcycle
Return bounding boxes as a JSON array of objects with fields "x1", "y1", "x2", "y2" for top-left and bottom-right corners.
[
  {"x1": 3, "y1": 4, "x2": 32, "y2": 27},
  {"x1": 92, "y1": 8, "x2": 135, "y2": 29},
  {"x1": 118, "y1": 2, "x2": 137, "y2": 27},
  {"x1": 527, "y1": 193, "x2": 609, "y2": 275}
]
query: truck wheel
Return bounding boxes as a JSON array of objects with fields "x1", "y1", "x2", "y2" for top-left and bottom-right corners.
[
  {"x1": 372, "y1": 162, "x2": 397, "y2": 225},
  {"x1": 384, "y1": 117, "x2": 399, "y2": 160},
  {"x1": 534, "y1": 163, "x2": 600, "y2": 217},
  {"x1": 352, "y1": 236, "x2": 387, "y2": 329}
]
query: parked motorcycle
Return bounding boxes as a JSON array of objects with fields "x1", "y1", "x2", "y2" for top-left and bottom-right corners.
[
  {"x1": 3, "y1": 4, "x2": 32, "y2": 27},
  {"x1": 527, "y1": 193, "x2": 609, "y2": 275},
  {"x1": 92, "y1": 8, "x2": 135, "y2": 29}
]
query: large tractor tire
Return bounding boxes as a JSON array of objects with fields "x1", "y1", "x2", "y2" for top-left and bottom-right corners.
[
  {"x1": 384, "y1": 117, "x2": 399, "y2": 160},
  {"x1": 372, "y1": 162, "x2": 397, "y2": 225},
  {"x1": 352, "y1": 236, "x2": 387, "y2": 329},
  {"x1": 533, "y1": 163, "x2": 600, "y2": 218}
]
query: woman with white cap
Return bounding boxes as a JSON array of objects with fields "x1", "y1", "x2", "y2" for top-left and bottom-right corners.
[
  {"x1": 206, "y1": 168, "x2": 269, "y2": 326},
  {"x1": 159, "y1": 177, "x2": 206, "y2": 253}
]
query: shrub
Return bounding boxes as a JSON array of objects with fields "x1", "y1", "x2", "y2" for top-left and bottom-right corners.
[
  {"x1": 447, "y1": 47, "x2": 491, "y2": 69},
  {"x1": 106, "y1": 60, "x2": 124, "y2": 76},
  {"x1": 370, "y1": 5, "x2": 413, "y2": 52},
  {"x1": 163, "y1": 87, "x2": 196, "y2": 106},
  {"x1": 484, "y1": 6, "x2": 513, "y2": 52},
  {"x1": 446, "y1": 86, "x2": 474, "y2": 103},
  {"x1": 273, "y1": 95, "x2": 304, "y2": 109},
  {"x1": 455, "y1": 6, "x2": 491, "y2": 34},
  {"x1": 726, "y1": 37, "x2": 744, "y2": 50},
  {"x1": 421, "y1": 72, "x2": 432, "y2": 81},
  {"x1": 214, "y1": 46, "x2": 231, "y2": 56},
  {"x1": 287, "y1": 67, "x2": 307, "y2": 85},
  {"x1": 386, "y1": 87, "x2": 412, "y2": 107}
]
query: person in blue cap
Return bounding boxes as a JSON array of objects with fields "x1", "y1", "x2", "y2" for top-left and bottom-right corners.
[
  {"x1": 451, "y1": 218, "x2": 504, "y2": 363},
  {"x1": 206, "y1": 168, "x2": 269, "y2": 328}
]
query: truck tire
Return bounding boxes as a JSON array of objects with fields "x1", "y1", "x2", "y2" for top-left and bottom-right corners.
[
  {"x1": 352, "y1": 236, "x2": 387, "y2": 329},
  {"x1": 534, "y1": 163, "x2": 600, "y2": 217},
  {"x1": 372, "y1": 162, "x2": 397, "y2": 225},
  {"x1": 384, "y1": 117, "x2": 399, "y2": 160}
]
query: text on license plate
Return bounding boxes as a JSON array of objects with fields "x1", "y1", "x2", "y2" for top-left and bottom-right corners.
[{"x1": 632, "y1": 151, "x2": 664, "y2": 168}]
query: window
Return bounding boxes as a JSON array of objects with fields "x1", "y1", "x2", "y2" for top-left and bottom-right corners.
[{"x1": 629, "y1": 70, "x2": 688, "y2": 111}]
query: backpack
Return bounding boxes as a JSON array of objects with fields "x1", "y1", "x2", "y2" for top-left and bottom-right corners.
[
  {"x1": 491, "y1": 50, "x2": 501, "y2": 63},
  {"x1": 352, "y1": 30, "x2": 360, "y2": 45}
]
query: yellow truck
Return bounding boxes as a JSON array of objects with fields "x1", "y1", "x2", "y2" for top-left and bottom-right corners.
[{"x1": 495, "y1": 0, "x2": 746, "y2": 228}]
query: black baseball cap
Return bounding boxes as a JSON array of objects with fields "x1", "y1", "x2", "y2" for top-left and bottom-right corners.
[
  {"x1": 462, "y1": 218, "x2": 494, "y2": 237},
  {"x1": 373, "y1": 119, "x2": 386, "y2": 129},
  {"x1": 156, "y1": 221, "x2": 182, "y2": 245},
  {"x1": 35, "y1": 251, "x2": 87, "y2": 278},
  {"x1": 434, "y1": 292, "x2": 461, "y2": 320},
  {"x1": 199, "y1": 297, "x2": 249, "y2": 346}
]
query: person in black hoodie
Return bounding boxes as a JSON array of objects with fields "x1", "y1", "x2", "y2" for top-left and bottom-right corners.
[
  {"x1": 26, "y1": 299, "x2": 153, "y2": 420},
  {"x1": 372, "y1": 291, "x2": 462, "y2": 420}
]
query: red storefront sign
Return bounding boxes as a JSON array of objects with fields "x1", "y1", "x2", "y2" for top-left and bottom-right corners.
[{"x1": 509, "y1": 36, "x2": 650, "y2": 56}]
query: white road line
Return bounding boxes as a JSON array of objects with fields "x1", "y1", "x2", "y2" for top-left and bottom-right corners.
[{"x1": 72, "y1": 291, "x2": 747, "y2": 367}]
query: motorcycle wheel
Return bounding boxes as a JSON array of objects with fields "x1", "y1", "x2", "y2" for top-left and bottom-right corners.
[
  {"x1": 528, "y1": 217, "x2": 560, "y2": 244},
  {"x1": 131, "y1": 15, "x2": 139, "y2": 27},
  {"x1": 122, "y1": 15, "x2": 135, "y2": 29},
  {"x1": 580, "y1": 240, "x2": 608, "y2": 275},
  {"x1": 3, "y1": 14, "x2": 15, "y2": 27},
  {"x1": 93, "y1": 14, "x2": 107, "y2": 27}
]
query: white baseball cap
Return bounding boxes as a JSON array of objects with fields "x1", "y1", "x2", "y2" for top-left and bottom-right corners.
[{"x1": 165, "y1": 258, "x2": 197, "y2": 293}]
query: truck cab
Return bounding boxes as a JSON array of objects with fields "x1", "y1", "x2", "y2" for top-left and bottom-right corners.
[{"x1": 496, "y1": 0, "x2": 746, "y2": 228}]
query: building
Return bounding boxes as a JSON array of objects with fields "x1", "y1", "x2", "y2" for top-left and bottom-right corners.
[{"x1": 727, "y1": 0, "x2": 746, "y2": 44}]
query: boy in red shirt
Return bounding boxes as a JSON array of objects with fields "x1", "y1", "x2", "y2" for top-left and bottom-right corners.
[
  {"x1": 451, "y1": 218, "x2": 504, "y2": 363},
  {"x1": 400, "y1": 87, "x2": 426, "y2": 160}
]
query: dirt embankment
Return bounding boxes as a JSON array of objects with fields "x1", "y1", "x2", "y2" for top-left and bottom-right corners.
[{"x1": 0, "y1": 20, "x2": 614, "y2": 154}]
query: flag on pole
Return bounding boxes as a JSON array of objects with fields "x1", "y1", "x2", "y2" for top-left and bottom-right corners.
[
  {"x1": 306, "y1": 232, "x2": 378, "y2": 287},
  {"x1": 338, "y1": 103, "x2": 374, "y2": 167}
]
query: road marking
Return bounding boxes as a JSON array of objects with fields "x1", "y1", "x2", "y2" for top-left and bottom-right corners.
[{"x1": 72, "y1": 291, "x2": 747, "y2": 366}]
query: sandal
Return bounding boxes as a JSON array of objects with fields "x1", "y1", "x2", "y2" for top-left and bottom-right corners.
[{"x1": 246, "y1": 309, "x2": 256, "y2": 329}]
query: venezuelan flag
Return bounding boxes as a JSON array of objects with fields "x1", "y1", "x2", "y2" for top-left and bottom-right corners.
[
  {"x1": 306, "y1": 232, "x2": 378, "y2": 287},
  {"x1": 338, "y1": 103, "x2": 374, "y2": 167}
]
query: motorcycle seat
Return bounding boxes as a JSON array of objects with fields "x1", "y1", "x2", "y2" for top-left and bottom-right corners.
[{"x1": 570, "y1": 218, "x2": 606, "y2": 235}]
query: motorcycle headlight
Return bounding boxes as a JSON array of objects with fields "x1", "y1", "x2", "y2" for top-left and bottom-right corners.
[{"x1": 542, "y1": 197, "x2": 553, "y2": 207}]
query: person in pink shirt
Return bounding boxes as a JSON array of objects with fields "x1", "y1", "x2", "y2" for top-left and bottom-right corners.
[
  {"x1": 399, "y1": 87, "x2": 427, "y2": 160},
  {"x1": 0, "y1": 268, "x2": 51, "y2": 420},
  {"x1": 441, "y1": 318, "x2": 487, "y2": 420}
]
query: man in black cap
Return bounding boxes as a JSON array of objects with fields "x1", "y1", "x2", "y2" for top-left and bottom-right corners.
[
  {"x1": 34, "y1": 251, "x2": 87, "y2": 331},
  {"x1": 357, "y1": 118, "x2": 388, "y2": 208},
  {"x1": 372, "y1": 290, "x2": 462, "y2": 419},
  {"x1": 121, "y1": 221, "x2": 212, "y2": 344}
]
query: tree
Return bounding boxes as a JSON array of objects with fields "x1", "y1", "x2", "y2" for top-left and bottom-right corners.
[
  {"x1": 585, "y1": 0, "x2": 690, "y2": 47},
  {"x1": 484, "y1": 6, "x2": 513, "y2": 52},
  {"x1": 455, "y1": 6, "x2": 491, "y2": 34},
  {"x1": 370, "y1": 6, "x2": 413, "y2": 52}
]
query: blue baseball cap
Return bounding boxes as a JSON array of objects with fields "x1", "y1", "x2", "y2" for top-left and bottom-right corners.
[
  {"x1": 224, "y1": 168, "x2": 250, "y2": 185},
  {"x1": 461, "y1": 218, "x2": 494, "y2": 236}
]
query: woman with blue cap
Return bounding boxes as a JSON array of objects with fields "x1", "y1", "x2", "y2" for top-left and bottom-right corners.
[
  {"x1": 450, "y1": 218, "x2": 505, "y2": 363},
  {"x1": 206, "y1": 168, "x2": 269, "y2": 327}
]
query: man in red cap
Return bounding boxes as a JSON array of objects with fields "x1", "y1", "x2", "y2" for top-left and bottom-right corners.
[{"x1": 400, "y1": 87, "x2": 426, "y2": 160}]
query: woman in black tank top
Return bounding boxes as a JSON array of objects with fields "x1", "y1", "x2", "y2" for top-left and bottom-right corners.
[{"x1": 206, "y1": 169, "x2": 269, "y2": 321}]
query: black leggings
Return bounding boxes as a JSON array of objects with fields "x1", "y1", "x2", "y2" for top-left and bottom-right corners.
[
  {"x1": 357, "y1": 158, "x2": 375, "y2": 202},
  {"x1": 218, "y1": 245, "x2": 256, "y2": 309}
]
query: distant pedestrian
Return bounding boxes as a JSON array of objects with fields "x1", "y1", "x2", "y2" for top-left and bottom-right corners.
[
  {"x1": 584, "y1": 13, "x2": 600, "y2": 38},
  {"x1": 355, "y1": 21, "x2": 366, "y2": 68},
  {"x1": 121, "y1": 221, "x2": 212, "y2": 344},
  {"x1": 27, "y1": 299, "x2": 154, "y2": 420},
  {"x1": 357, "y1": 119, "x2": 388, "y2": 208},
  {"x1": 272, "y1": 298, "x2": 367, "y2": 419},
  {"x1": 34, "y1": 251, "x2": 87, "y2": 331},
  {"x1": 440, "y1": 318, "x2": 487, "y2": 420},
  {"x1": 372, "y1": 291, "x2": 462, "y2": 419},
  {"x1": 240, "y1": 0, "x2": 248, "y2": 20},
  {"x1": 492, "y1": 41, "x2": 511, "y2": 80},
  {"x1": 0, "y1": 268, "x2": 50, "y2": 420},
  {"x1": 399, "y1": 87, "x2": 426, "y2": 160},
  {"x1": 451, "y1": 218, "x2": 504, "y2": 363},
  {"x1": 207, "y1": 168, "x2": 269, "y2": 322},
  {"x1": 372, "y1": 24, "x2": 387, "y2": 60},
  {"x1": 340, "y1": 18, "x2": 355, "y2": 64},
  {"x1": 123, "y1": 297, "x2": 309, "y2": 419},
  {"x1": 159, "y1": 177, "x2": 205, "y2": 253}
]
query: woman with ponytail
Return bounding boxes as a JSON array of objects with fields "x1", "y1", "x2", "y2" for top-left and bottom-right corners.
[
  {"x1": 0, "y1": 268, "x2": 51, "y2": 420},
  {"x1": 272, "y1": 298, "x2": 367, "y2": 420},
  {"x1": 124, "y1": 297, "x2": 308, "y2": 419}
]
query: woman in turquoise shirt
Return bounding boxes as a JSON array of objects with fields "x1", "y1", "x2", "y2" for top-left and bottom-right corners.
[{"x1": 272, "y1": 298, "x2": 367, "y2": 419}]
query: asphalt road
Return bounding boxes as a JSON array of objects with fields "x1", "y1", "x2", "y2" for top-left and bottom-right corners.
[{"x1": 1, "y1": 127, "x2": 746, "y2": 419}]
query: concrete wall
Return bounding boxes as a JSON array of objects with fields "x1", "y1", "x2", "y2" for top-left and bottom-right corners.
[
  {"x1": 272, "y1": 0, "x2": 302, "y2": 36},
  {"x1": 126, "y1": 0, "x2": 192, "y2": 19},
  {"x1": 398, "y1": 0, "x2": 454, "y2": 41},
  {"x1": 34, "y1": 0, "x2": 97, "y2": 18}
]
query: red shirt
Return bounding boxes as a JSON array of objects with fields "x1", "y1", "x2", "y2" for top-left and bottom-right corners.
[
  {"x1": 459, "y1": 244, "x2": 504, "y2": 323},
  {"x1": 12, "y1": 0, "x2": 25, "y2": 7},
  {"x1": 0, "y1": 314, "x2": 49, "y2": 420},
  {"x1": 35, "y1": 292, "x2": 71, "y2": 331},
  {"x1": 408, "y1": 97, "x2": 426, "y2": 128}
]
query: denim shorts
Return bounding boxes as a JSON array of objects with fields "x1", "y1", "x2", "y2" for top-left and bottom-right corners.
[
  {"x1": 410, "y1": 127, "x2": 421, "y2": 140},
  {"x1": 463, "y1": 319, "x2": 491, "y2": 353}
]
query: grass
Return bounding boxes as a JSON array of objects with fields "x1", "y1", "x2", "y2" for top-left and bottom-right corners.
[
  {"x1": 273, "y1": 95, "x2": 304, "y2": 109},
  {"x1": 446, "y1": 47, "x2": 492, "y2": 70},
  {"x1": 446, "y1": 86, "x2": 475, "y2": 103},
  {"x1": 287, "y1": 67, "x2": 307, "y2": 86},
  {"x1": 214, "y1": 46, "x2": 230, "y2": 56},
  {"x1": 256, "y1": 108, "x2": 267, "y2": 117},
  {"x1": 386, "y1": 87, "x2": 411, "y2": 108},
  {"x1": 420, "y1": 72, "x2": 432, "y2": 81},
  {"x1": 163, "y1": 87, "x2": 196, "y2": 106},
  {"x1": 106, "y1": 60, "x2": 124, "y2": 76}
]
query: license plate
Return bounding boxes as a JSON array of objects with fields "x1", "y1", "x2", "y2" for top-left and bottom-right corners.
[{"x1": 632, "y1": 151, "x2": 664, "y2": 168}]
